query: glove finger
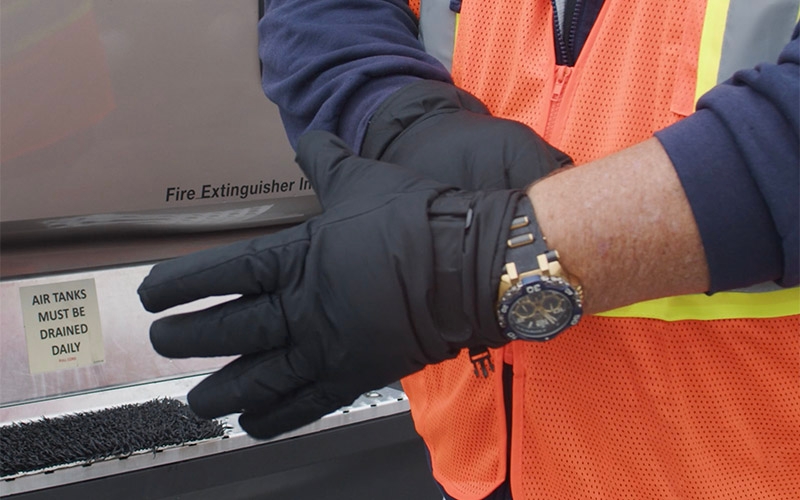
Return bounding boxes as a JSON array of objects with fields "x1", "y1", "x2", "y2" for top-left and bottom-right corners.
[
  {"x1": 138, "y1": 224, "x2": 308, "y2": 312},
  {"x1": 149, "y1": 294, "x2": 288, "y2": 358},
  {"x1": 238, "y1": 385, "x2": 353, "y2": 440},
  {"x1": 187, "y1": 350, "x2": 311, "y2": 419}
]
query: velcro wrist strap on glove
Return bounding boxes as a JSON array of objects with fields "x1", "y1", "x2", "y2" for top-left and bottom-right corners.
[
  {"x1": 428, "y1": 191, "x2": 475, "y2": 344},
  {"x1": 429, "y1": 189, "x2": 527, "y2": 348}
]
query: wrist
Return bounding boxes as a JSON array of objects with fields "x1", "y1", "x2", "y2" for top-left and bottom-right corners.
[{"x1": 495, "y1": 197, "x2": 584, "y2": 341}]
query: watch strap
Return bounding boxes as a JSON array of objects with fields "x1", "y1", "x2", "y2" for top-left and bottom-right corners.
[{"x1": 503, "y1": 197, "x2": 548, "y2": 280}]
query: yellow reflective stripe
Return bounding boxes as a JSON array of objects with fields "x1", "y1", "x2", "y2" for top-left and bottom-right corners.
[
  {"x1": 694, "y1": 0, "x2": 731, "y2": 105},
  {"x1": 451, "y1": 12, "x2": 459, "y2": 65},
  {"x1": 597, "y1": 287, "x2": 800, "y2": 321}
]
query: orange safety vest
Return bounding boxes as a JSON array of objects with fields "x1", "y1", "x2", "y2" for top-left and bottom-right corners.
[{"x1": 402, "y1": 1, "x2": 800, "y2": 499}]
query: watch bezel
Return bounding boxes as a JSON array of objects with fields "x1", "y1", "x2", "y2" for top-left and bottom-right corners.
[{"x1": 497, "y1": 274, "x2": 583, "y2": 341}]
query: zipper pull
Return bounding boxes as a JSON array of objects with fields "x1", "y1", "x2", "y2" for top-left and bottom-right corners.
[
  {"x1": 551, "y1": 65, "x2": 572, "y2": 101},
  {"x1": 469, "y1": 347, "x2": 495, "y2": 378}
]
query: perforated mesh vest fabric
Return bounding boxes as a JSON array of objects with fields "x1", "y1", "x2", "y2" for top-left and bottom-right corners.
[
  {"x1": 513, "y1": 315, "x2": 800, "y2": 499},
  {"x1": 403, "y1": 348, "x2": 507, "y2": 498},
  {"x1": 449, "y1": 0, "x2": 703, "y2": 163},
  {"x1": 402, "y1": 0, "x2": 800, "y2": 498}
]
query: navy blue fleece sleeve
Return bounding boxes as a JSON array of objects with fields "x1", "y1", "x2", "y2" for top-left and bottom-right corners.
[
  {"x1": 259, "y1": 0, "x2": 452, "y2": 151},
  {"x1": 655, "y1": 25, "x2": 799, "y2": 291}
]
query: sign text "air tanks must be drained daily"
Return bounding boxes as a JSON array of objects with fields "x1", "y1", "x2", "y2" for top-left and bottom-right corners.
[{"x1": 19, "y1": 279, "x2": 104, "y2": 374}]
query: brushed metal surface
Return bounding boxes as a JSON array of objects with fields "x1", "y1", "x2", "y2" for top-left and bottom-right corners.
[
  {"x1": 1, "y1": 0, "x2": 318, "y2": 239},
  {"x1": 0, "y1": 263, "x2": 232, "y2": 405}
]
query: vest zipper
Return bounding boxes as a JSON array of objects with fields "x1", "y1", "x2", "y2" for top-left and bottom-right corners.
[
  {"x1": 565, "y1": 0, "x2": 584, "y2": 65},
  {"x1": 547, "y1": 0, "x2": 581, "y2": 140},
  {"x1": 552, "y1": 2, "x2": 569, "y2": 65},
  {"x1": 551, "y1": 0, "x2": 584, "y2": 66},
  {"x1": 544, "y1": 65, "x2": 572, "y2": 140}
]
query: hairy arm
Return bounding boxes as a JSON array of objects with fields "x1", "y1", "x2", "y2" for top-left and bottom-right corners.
[
  {"x1": 532, "y1": 26, "x2": 799, "y2": 313},
  {"x1": 530, "y1": 138, "x2": 709, "y2": 314}
]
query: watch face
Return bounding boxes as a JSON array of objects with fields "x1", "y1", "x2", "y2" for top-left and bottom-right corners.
[{"x1": 498, "y1": 277, "x2": 582, "y2": 341}]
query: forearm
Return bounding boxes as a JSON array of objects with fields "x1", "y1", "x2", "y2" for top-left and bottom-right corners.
[
  {"x1": 529, "y1": 138, "x2": 709, "y2": 314},
  {"x1": 533, "y1": 26, "x2": 799, "y2": 314}
]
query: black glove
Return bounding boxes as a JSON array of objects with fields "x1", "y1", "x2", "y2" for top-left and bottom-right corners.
[
  {"x1": 138, "y1": 132, "x2": 526, "y2": 439},
  {"x1": 361, "y1": 80, "x2": 572, "y2": 190}
]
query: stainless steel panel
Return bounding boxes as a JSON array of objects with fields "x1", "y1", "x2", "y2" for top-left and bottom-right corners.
[
  {"x1": 0, "y1": 263, "x2": 230, "y2": 405},
  {"x1": 1, "y1": 0, "x2": 318, "y2": 239},
  {"x1": 0, "y1": 5, "x2": 423, "y2": 498}
]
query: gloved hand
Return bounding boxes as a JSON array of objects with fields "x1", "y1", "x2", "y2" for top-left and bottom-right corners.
[
  {"x1": 361, "y1": 80, "x2": 572, "y2": 190},
  {"x1": 138, "y1": 131, "x2": 526, "y2": 439}
]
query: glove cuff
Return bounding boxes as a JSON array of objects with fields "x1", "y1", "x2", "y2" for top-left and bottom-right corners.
[
  {"x1": 468, "y1": 190, "x2": 528, "y2": 347},
  {"x1": 428, "y1": 189, "x2": 525, "y2": 348}
]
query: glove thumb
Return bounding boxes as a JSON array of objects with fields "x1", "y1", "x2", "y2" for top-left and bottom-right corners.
[
  {"x1": 295, "y1": 131, "x2": 358, "y2": 209},
  {"x1": 296, "y1": 130, "x2": 449, "y2": 209}
]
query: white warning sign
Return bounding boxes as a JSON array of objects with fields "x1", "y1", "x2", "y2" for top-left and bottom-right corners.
[{"x1": 19, "y1": 278, "x2": 105, "y2": 374}]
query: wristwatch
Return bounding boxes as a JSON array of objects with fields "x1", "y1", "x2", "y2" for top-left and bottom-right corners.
[{"x1": 496, "y1": 198, "x2": 583, "y2": 341}]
